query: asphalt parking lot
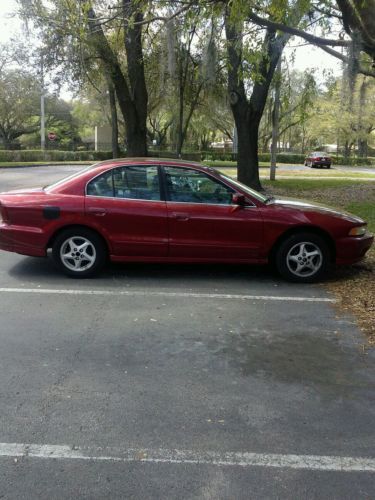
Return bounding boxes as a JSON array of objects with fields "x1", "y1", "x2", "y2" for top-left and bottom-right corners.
[{"x1": 0, "y1": 166, "x2": 374, "y2": 499}]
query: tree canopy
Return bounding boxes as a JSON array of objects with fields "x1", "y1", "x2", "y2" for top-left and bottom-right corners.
[{"x1": 7, "y1": 0, "x2": 375, "y2": 187}]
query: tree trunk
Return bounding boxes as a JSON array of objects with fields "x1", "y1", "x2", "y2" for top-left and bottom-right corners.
[
  {"x1": 343, "y1": 140, "x2": 351, "y2": 161},
  {"x1": 357, "y1": 77, "x2": 368, "y2": 159},
  {"x1": 176, "y1": 63, "x2": 184, "y2": 157},
  {"x1": 236, "y1": 112, "x2": 263, "y2": 189},
  {"x1": 87, "y1": 4, "x2": 147, "y2": 157},
  {"x1": 270, "y1": 58, "x2": 282, "y2": 181},
  {"x1": 358, "y1": 139, "x2": 368, "y2": 158},
  {"x1": 108, "y1": 82, "x2": 119, "y2": 158},
  {"x1": 122, "y1": 0, "x2": 148, "y2": 156},
  {"x1": 225, "y1": 9, "x2": 289, "y2": 190}
]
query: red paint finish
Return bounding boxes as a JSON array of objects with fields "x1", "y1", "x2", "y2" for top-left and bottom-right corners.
[
  {"x1": 166, "y1": 202, "x2": 263, "y2": 260},
  {"x1": 304, "y1": 151, "x2": 332, "y2": 168},
  {"x1": 0, "y1": 158, "x2": 373, "y2": 271},
  {"x1": 85, "y1": 196, "x2": 168, "y2": 257}
]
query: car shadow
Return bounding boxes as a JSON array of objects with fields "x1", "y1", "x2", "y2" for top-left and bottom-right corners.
[{"x1": 6, "y1": 256, "x2": 284, "y2": 287}]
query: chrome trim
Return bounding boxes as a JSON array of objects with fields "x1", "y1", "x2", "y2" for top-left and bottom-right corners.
[
  {"x1": 165, "y1": 200, "x2": 257, "y2": 208},
  {"x1": 85, "y1": 194, "x2": 165, "y2": 203}
]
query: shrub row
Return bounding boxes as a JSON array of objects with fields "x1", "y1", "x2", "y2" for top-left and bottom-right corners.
[
  {"x1": 0, "y1": 150, "x2": 113, "y2": 162},
  {"x1": 201, "y1": 151, "x2": 375, "y2": 166},
  {"x1": 0, "y1": 149, "x2": 202, "y2": 163},
  {"x1": 0, "y1": 149, "x2": 374, "y2": 166}
]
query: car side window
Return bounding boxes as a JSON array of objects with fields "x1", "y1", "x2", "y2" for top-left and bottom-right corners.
[
  {"x1": 86, "y1": 170, "x2": 114, "y2": 197},
  {"x1": 87, "y1": 166, "x2": 161, "y2": 201},
  {"x1": 164, "y1": 167, "x2": 233, "y2": 205},
  {"x1": 113, "y1": 166, "x2": 160, "y2": 200}
]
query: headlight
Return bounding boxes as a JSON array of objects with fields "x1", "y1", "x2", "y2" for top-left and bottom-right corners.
[{"x1": 348, "y1": 226, "x2": 367, "y2": 236}]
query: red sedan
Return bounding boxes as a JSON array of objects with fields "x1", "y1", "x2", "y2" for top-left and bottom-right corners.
[
  {"x1": 304, "y1": 152, "x2": 332, "y2": 168},
  {"x1": 0, "y1": 159, "x2": 373, "y2": 282}
]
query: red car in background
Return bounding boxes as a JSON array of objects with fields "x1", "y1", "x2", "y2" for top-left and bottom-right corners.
[
  {"x1": 0, "y1": 158, "x2": 372, "y2": 282},
  {"x1": 304, "y1": 152, "x2": 332, "y2": 168}
]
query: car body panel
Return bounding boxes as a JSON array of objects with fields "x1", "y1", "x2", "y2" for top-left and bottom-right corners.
[
  {"x1": 166, "y1": 201, "x2": 264, "y2": 260},
  {"x1": 84, "y1": 196, "x2": 169, "y2": 257}
]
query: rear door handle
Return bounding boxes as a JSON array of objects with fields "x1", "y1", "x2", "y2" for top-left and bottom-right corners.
[
  {"x1": 171, "y1": 212, "x2": 190, "y2": 221},
  {"x1": 88, "y1": 208, "x2": 107, "y2": 216}
]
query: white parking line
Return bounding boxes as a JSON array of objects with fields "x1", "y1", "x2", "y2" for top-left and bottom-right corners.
[
  {"x1": 0, "y1": 287, "x2": 337, "y2": 302},
  {"x1": 0, "y1": 442, "x2": 373, "y2": 472}
]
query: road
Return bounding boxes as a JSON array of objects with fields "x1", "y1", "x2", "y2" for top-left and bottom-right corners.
[{"x1": 0, "y1": 166, "x2": 374, "y2": 499}]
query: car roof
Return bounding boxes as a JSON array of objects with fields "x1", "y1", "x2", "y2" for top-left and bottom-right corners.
[{"x1": 92, "y1": 157, "x2": 205, "y2": 169}]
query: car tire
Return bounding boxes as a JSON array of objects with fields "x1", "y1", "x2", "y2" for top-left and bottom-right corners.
[
  {"x1": 52, "y1": 227, "x2": 107, "y2": 278},
  {"x1": 275, "y1": 232, "x2": 330, "y2": 283}
]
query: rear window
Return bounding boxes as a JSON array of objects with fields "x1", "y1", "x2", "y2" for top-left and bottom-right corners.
[{"x1": 44, "y1": 165, "x2": 95, "y2": 191}]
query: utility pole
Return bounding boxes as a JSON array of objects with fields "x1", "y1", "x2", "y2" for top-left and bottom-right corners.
[
  {"x1": 270, "y1": 58, "x2": 282, "y2": 181},
  {"x1": 40, "y1": 56, "x2": 45, "y2": 151}
]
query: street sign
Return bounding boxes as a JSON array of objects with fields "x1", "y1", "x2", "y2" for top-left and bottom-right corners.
[{"x1": 48, "y1": 132, "x2": 57, "y2": 141}]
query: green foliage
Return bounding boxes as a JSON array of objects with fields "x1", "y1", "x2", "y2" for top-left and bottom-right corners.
[
  {"x1": 306, "y1": 75, "x2": 375, "y2": 155},
  {"x1": 0, "y1": 150, "x2": 112, "y2": 162},
  {"x1": 346, "y1": 202, "x2": 375, "y2": 233},
  {"x1": 0, "y1": 69, "x2": 41, "y2": 145}
]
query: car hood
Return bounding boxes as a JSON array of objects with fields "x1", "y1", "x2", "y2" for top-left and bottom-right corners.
[{"x1": 269, "y1": 196, "x2": 364, "y2": 223}]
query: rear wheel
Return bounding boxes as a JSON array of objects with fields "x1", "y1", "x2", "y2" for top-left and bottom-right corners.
[
  {"x1": 276, "y1": 232, "x2": 330, "y2": 283},
  {"x1": 52, "y1": 228, "x2": 106, "y2": 278}
]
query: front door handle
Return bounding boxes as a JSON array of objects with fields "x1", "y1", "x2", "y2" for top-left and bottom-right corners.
[
  {"x1": 88, "y1": 208, "x2": 107, "y2": 216},
  {"x1": 171, "y1": 212, "x2": 190, "y2": 221}
]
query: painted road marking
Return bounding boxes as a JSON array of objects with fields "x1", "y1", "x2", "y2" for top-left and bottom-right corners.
[
  {"x1": 0, "y1": 443, "x2": 373, "y2": 472},
  {"x1": 0, "y1": 287, "x2": 337, "y2": 303}
]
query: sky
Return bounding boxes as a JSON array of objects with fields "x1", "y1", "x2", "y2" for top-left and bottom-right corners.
[
  {"x1": 0, "y1": 0, "x2": 20, "y2": 44},
  {"x1": 0, "y1": 0, "x2": 342, "y2": 93}
]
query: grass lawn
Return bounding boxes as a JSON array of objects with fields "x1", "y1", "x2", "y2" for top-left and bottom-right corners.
[
  {"x1": 263, "y1": 178, "x2": 375, "y2": 344},
  {"x1": 215, "y1": 167, "x2": 375, "y2": 180}
]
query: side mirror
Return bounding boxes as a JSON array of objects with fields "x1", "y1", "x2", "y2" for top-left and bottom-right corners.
[{"x1": 232, "y1": 193, "x2": 246, "y2": 206}]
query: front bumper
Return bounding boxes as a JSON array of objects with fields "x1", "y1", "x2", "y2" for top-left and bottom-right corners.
[{"x1": 335, "y1": 232, "x2": 373, "y2": 264}]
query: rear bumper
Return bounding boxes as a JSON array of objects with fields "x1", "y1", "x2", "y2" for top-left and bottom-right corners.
[
  {"x1": 0, "y1": 224, "x2": 47, "y2": 257},
  {"x1": 335, "y1": 233, "x2": 373, "y2": 264},
  {"x1": 313, "y1": 162, "x2": 331, "y2": 167}
]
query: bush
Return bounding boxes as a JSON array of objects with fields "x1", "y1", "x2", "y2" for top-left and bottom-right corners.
[
  {"x1": 201, "y1": 150, "x2": 375, "y2": 166},
  {"x1": 1, "y1": 148, "x2": 374, "y2": 167},
  {"x1": 0, "y1": 150, "x2": 113, "y2": 163}
]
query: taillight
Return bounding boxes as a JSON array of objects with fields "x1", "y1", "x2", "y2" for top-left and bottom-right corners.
[{"x1": 315, "y1": 157, "x2": 321, "y2": 161}]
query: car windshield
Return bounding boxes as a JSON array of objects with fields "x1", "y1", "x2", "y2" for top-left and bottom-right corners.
[
  {"x1": 44, "y1": 164, "x2": 96, "y2": 191},
  {"x1": 312, "y1": 152, "x2": 327, "y2": 156},
  {"x1": 217, "y1": 172, "x2": 268, "y2": 203}
]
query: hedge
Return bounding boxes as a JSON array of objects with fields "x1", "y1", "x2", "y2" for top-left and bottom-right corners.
[
  {"x1": 0, "y1": 150, "x2": 113, "y2": 162},
  {"x1": 0, "y1": 149, "x2": 374, "y2": 166},
  {"x1": 201, "y1": 151, "x2": 375, "y2": 166},
  {"x1": 0, "y1": 149, "x2": 202, "y2": 163}
]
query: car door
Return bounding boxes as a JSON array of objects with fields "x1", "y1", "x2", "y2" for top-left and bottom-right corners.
[
  {"x1": 85, "y1": 165, "x2": 168, "y2": 257},
  {"x1": 162, "y1": 166, "x2": 263, "y2": 260}
]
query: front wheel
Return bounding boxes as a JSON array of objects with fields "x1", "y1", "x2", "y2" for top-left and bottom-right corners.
[
  {"x1": 52, "y1": 228, "x2": 106, "y2": 278},
  {"x1": 275, "y1": 233, "x2": 330, "y2": 283}
]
